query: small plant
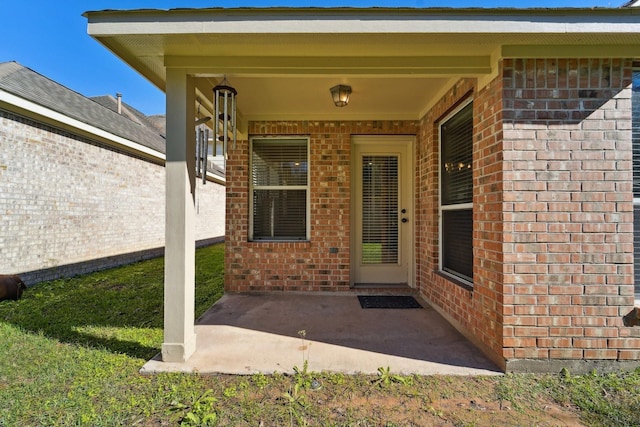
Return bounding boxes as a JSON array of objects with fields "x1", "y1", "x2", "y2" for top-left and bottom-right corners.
[
  {"x1": 328, "y1": 372, "x2": 345, "y2": 386},
  {"x1": 252, "y1": 372, "x2": 270, "y2": 390},
  {"x1": 283, "y1": 383, "x2": 308, "y2": 426},
  {"x1": 223, "y1": 385, "x2": 237, "y2": 398},
  {"x1": 374, "y1": 366, "x2": 410, "y2": 388},
  {"x1": 293, "y1": 360, "x2": 314, "y2": 389},
  {"x1": 293, "y1": 329, "x2": 321, "y2": 391},
  {"x1": 169, "y1": 389, "x2": 219, "y2": 426}
]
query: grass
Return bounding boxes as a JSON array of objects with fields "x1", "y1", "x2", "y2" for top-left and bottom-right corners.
[
  {"x1": 362, "y1": 242, "x2": 382, "y2": 264},
  {"x1": 0, "y1": 242, "x2": 639, "y2": 426}
]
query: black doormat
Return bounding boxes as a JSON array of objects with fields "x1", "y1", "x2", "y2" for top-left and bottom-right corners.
[{"x1": 357, "y1": 295, "x2": 422, "y2": 309}]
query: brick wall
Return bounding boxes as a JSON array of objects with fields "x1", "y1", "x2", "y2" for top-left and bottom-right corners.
[
  {"x1": 0, "y1": 109, "x2": 225, "y2": 284},
  {"x1": 414, "y1": 58, "x2": 639, "y2": 372},
  {"x1": 222, "y1": 59, "x2": 639, "y2": 372},
  {"x1": 225, "y1": 121, "x2": 418, "y2": 292},
  {"x1": 501, "y1": 58, "x2": 640, "y2": 371},
  {"x1": 414, "y1": 77, "x2": 507, "y2": 367}
]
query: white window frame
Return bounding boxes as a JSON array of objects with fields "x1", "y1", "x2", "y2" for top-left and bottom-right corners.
[
  {"x1": 438, "y1": 99, "x2": 474, "y2": 286},
  {"x1": 249, "y1": 136, "x2": 310, "y2": 241}
]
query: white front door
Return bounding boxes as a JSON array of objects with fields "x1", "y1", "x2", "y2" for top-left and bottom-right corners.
[{"x1": 352, "y1": 136, "x2": 414, "y2": 286}]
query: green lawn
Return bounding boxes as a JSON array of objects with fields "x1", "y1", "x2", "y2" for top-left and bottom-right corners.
[{"x1": 1, "y1": 243, "x2": 639, "y2": 426}]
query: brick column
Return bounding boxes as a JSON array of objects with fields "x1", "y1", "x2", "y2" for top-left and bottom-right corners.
[{"x1": 502, "y1": 58, "x2": 638, "y2": 371}]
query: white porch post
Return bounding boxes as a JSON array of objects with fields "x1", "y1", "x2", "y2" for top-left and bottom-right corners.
[{"x1": 162, "y1": 68, "x2": 197, "y2": 363}]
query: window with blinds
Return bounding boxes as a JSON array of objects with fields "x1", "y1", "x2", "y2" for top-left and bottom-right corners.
[
  {"x1": 440, "y1": 102, "x2": 474, "y2": 284},
  {"x1": 632, "y1": 68, "x2": 640, "y2": 298},
  {"x1": 362, "y1": 155, "x2": 399, "y2": 264},
  {"x1": 250, "y1": 138, "x2": 309, "y2": 241}
]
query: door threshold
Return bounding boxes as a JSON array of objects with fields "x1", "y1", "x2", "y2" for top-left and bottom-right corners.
[
  {"x1": 352, "y1": 283, "x2": 409, "y2": 289},
  {"x1": 351, "y1": 283, "x2": 415, "y2": 295}
]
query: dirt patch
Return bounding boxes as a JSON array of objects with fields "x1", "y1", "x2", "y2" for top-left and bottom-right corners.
[
  {"x1": 430, "y1": 398, "x2": 584, "y2": 426},
  {"x1": 185, "y1": 374, "x2": 587, "y2": 426}
]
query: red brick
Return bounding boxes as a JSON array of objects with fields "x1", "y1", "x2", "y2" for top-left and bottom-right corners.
[
  {"x1": 549, "y1": 349, "x2": 583, "y2": 359},
  {"x1": 537, "y1": 317, "x2": 572, "y2": 327},
  {"x1": 583, "y1": 327, "x2": 619, "y2": 338},
  {"x1": 573, "y1": 317, "x2": 608, "y2": 327},
  {"x1": 514, "y1": 327, "x2": 549, "y2": 337},
  {"x1": 513, "y1": 348, "x2": 550, "y2": 358},
  {"x1": 549, "y1": 305, "x2": 582, "y2": 316},
  {"x1": 537, "y1": 337, "x2": 571, "y2": 348},
  {"x1": 550, "y1": 327, "x2": 584, "y2": 337},
  {"x1": 573, "y1": 338, "x2": 608, "y2": 349},
  {"x1": 533, "y1": 291, "x2": 570, "y2": 305},
  {"x1": 607, "y1": 338, "x2": 640, "y2": 349},
  {"x1": 584, "y1": 349, "x2": 618, "y2": 359},
  {"x1": 548, "y1": 285, "x2": 584, "y2": 295},
  {"x1": 618, "y1": 350, "x2": 640, "y2": 360},
  {"x1": 504, "y1": 337, "x2": 537, "y2": 347}
]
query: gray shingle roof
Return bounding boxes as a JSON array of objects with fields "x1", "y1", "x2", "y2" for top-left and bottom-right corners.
[
  {"x1": 90, "y1": 95, "x2": 166, "y2": 137},
  {"x1": 0, "y1": 61, "x2": 166, "y2": 154}
]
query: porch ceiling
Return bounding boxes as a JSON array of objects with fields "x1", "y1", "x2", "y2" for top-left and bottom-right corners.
[{"x1": 85, "y1": 7, "x2": 640, "y2": 122}]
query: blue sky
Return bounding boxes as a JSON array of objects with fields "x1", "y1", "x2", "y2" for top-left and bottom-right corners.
[{"x1": 1, "y1": 0, "x2": 622, "y2": 116}]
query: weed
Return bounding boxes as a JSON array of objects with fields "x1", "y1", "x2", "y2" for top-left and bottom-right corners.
[
  {"x1": 293, "y1": 329, "x2": 322, "y2": 392},
  {"x1": 223, "y1": 385, "x2": 238, "y2": 398},
  {"x1": 170, "y1": 389, "x2": 219, "y2": 426},
  {"x1": 252, "y1": 372, "x2": 270, "y2": 390},
  {"x1": 294, "y1": 360, "x2": 314, "y2": 389},
  {"x1": 374, "y1": 366, "x2": 411, "y2": 388},
  {"x1": 283, "y1": 383, "x2": 308, "y2": 426},
  {"x1": 327, "y1": 372, "x2": 346, "y2": 386}
]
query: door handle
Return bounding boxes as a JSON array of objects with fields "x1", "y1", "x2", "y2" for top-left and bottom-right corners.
[{"x1": 402, "y1": 218, "x2": 408, "y2": 223}]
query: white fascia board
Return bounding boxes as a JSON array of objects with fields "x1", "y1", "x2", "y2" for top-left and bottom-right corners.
[
  {"x1": 205, "y1": 169, "x2": 226, "y2": 185},
  {"x1": 0, "y1": 89, "x2": 165, "y2": 162},
  {"x1": 87, "y1": 9, "x2": 640, "y2": 36}
]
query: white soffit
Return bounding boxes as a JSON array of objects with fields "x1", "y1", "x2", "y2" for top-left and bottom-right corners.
[{"x1": 85, "y1": 7, "x2": 640, "y2": 121}]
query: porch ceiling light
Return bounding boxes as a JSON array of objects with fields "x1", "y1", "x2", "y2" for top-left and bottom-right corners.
[{"x1": 330, "y1": 84, "x2": 351, "y2": 107}]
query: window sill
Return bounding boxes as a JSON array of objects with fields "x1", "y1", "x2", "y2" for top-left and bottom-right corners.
[
  {"x1": 435, "y1": 271, "x2": 473, "y2": 293},
  {"x1": 248, "y1": 240, "x2": 311, "y2": 244}
]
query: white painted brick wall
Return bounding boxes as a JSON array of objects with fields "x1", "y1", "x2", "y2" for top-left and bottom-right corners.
[{"x1": 0, "y1": 109, "x2": 225, "y2": 283}]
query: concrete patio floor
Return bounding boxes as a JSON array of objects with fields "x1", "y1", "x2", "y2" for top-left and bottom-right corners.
[{"x1": 141, "y1": 293, "x2": 502, "y2": 376}]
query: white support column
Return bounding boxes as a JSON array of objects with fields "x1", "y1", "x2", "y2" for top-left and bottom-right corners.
[{"x1": 162, "y1": 68, "x2": 197, "y2": 363}]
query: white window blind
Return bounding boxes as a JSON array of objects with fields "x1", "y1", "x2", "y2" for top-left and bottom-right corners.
[
  {"x1": 361, "y1": 155, "x2": 399, "y2": 264},
  {"x1": 251, "y1": 138, "x2": 309, "y2": 241}
]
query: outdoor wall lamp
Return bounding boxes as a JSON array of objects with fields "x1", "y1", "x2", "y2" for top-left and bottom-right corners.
[{"x1": 330, "y1": 84, "x2": 351, "y2": 107}]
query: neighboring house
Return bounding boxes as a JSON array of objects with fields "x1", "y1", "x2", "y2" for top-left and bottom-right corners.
[
  {"x1": 0, "y1": 61, "x2": 225, "y2": 285},
  {"x1": 85, "y1": 6, "x2": 640, "y2": 372}
]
